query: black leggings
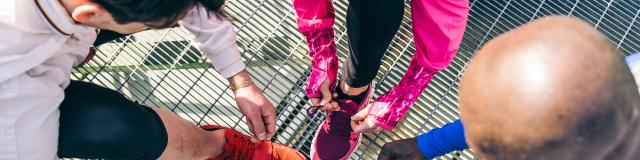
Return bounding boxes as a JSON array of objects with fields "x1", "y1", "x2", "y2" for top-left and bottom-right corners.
[
  {"x1": 57, "y1": 80, "x2": 168, "y2": 159},
  {"x1": 57, "y1": 31, "x2": 166, "y2": 159},
  {"x1": 343, "y1": 0, "x2": 405, "y2": 88}
]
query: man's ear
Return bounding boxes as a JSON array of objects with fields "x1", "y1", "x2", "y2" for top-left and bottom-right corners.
[{"x1": 71, "y1": 3, "x2": 105, "y2": 24}]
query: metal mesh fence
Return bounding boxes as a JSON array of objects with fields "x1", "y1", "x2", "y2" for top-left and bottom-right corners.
[{"x1": 71, "y1": 0, "x2": 640, "y2": 159}]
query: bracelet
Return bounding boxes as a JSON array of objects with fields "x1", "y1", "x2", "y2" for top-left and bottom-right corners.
[{"x1": 230, "y1": 80, "x2": 254, "y2": 93}]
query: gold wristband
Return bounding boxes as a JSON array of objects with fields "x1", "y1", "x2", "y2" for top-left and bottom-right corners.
[{"x1": 230, "y1": 80, "x2": 254, "y2": 92}]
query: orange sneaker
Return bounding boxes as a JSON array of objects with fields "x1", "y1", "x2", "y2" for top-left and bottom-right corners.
[{"x1": 202, "y1": 125, "x2": 307, "y2": 160}]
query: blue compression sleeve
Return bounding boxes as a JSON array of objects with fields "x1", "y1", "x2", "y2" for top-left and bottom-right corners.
[{"x1": 416, "y1": 119, "x2": 469, "y2": 159}]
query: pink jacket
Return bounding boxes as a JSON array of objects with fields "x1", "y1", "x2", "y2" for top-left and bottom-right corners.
[{"x1": 293, "y1": 0, "x2": 470, "y2": 130}]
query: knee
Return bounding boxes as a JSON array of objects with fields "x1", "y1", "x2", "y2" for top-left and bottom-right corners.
[{"x1": 58, "y1": 81, "x2": 167, "y2": 159}]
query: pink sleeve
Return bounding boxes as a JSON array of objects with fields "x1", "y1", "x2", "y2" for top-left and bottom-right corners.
[
  {"x1": 368, "y1": 0, "x2": 470, "y2": 130},
  {"x1": 293, "y1": 0, "x2": 339, "y2": 98},
  {"x1": 293, "y1": 0, "x2": 335, "y2": 32}
]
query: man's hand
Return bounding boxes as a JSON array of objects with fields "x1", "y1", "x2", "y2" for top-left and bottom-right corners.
[
  {"x1": 378, "y1": 138, "x2": 426, "y2": 160},
  {"x1": 351, "y1": 105, "x2": 383, "y2": 133},
  {"x1": 228, "y1": 70, "x2": 276, "y2": 142}
]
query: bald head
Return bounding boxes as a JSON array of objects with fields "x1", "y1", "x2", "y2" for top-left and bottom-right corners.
[{"x1": 459, "y1": 16, "x2": 640, "y2": 160}]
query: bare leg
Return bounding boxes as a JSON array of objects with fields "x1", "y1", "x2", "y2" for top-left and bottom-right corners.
[
  {"x1": 154, "y1": 108, "x2": 226, "y2": 159},
  {"x1": 58, "y1": 81, "x2": 281, "y2": 159},
  {"x1": 340, "y1": 80, "x2": 368, "y2": 96}
]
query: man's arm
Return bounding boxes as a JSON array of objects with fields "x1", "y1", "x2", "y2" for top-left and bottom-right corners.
[
  {"x1": 378, "y1": 119, "x2": 468, "y2": 159},
  {"x1": 179, "y1": 4, "x2": 276, "y2": 142},
  {"x1": 416, "y1": 119, "x2": 468, "y2": 158}
]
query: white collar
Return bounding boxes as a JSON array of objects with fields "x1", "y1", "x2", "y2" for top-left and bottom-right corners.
[{"x1": 34, "y1": 0, "x2": 92, "y2": 36}]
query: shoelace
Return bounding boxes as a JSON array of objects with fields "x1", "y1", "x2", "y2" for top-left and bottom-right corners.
[
  {"x1": 306, "y1": 100, "x2": 335, "y2": 116},
  {"x1": 228, "y1": 130, "x2": 258, "y2": 159},
  {"x1": 307, "y1": 84, "x2": 372, "y2": 116},
  {"x1": 306, "y1": 99, "x2": 356, "y2": 137}
]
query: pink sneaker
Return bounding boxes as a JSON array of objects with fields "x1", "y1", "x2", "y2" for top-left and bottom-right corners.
[{"x1": 310, "y1": 83, "x2": 374, "y2": 160}]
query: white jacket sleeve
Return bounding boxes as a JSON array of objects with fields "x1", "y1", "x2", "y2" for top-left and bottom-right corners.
[{"x1": 179, "y1": 4, "x2": 245, "y2": 78}]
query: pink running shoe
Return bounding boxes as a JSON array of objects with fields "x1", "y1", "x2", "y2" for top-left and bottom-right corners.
[{"x1": 310, "y1": 83, "x2": 374, "y2": 160}]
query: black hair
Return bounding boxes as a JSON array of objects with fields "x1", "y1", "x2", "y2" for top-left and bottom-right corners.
[{"x1": 91, "y1": 0, "x2": 226, "y2": 28}]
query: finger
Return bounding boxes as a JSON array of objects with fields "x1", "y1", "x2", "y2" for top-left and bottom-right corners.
[
  {"x1": 374, "y1": 127, "x2": 384, "y2": 133},
  {"x1": 320, "y1": 90, "x2": 332, "y2": 105},
  {"x1": 319, "y1": 100, "x2": 337, "y2": 111},
  {"x1": 351, "y1": 105, "x2": 371, "y2": 121},
  {"x1": 354, "y1": 118, "x2": 379, "y2": 133},
  {"x1": 312, "y1": 96, "x2": 330, "y2": 111},
  {"x1": 248, "y1": 113, "x2": 267, "y2": 141},
  {"x1": 365, "y1": 118, "x2": 383, "y2": 133},
  {"x1": 262, "y1": 105, "x2": 277, "y2": 140},
  {"x1": 322, "y1": 102, "x2": 340, "y2": 111},
  {"x1": 329, "y1": 101, "x2": 341, "y2": 111},
  {"x1": 351, "y1": 120, "x2": 366, "y2": 133},
  {"x1": 319, "y1": 81, "x2": 332, "y2": 105},
  {"x1": 353, "y1": 126, "x2": 370, "y2": 133},
  {"x1": 351, "y1": 121, "x2": 360, "y2": 132},
  {"x1": 246, "y1": 117, "x2": 259, "y2": 142},
  {"x1": 310, "y1": 98, "x2": 321, "y2": 106},
  {"x1": 361, "y1": 126, "x2": 376, "y2": 133},
  {"x1": 319, "y1": 103, "x2": 332, "y2": 111}
]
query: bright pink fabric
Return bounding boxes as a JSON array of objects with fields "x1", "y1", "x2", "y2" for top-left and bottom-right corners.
[
  {"x1": 368, "y1": 0, "x2": 470, "y2": 130},
  {"x1": 293, "y1": 0, "x2": 339, "y2": 98},
  {"x1": 293, "y1": 0, "x2": 335, "y2": 32},
  {"x1": 293, "y1": 0, "x2": 470, "y2": 130}
]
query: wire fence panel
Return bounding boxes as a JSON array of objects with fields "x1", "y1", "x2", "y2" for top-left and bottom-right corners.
[{"x1": 71, "y1": 0, "x2": 640, "y2": 159}]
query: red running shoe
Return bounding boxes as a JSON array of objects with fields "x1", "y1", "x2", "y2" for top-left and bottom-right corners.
[{"x1": 202, "y1": 125, "x2": 306, "y2": 160}]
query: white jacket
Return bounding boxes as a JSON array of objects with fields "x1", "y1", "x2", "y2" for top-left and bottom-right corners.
[
  {"x1": 0, "y1": 0, "x2": 245, "y2": 88},
  {"x1": 0, "y1": 1, "x2": 246, "y2": 159}
]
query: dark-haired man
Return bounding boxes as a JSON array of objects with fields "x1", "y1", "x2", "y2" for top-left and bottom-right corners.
[
  {"x1": 378, "y1": 16, "x2": 640, "y2": 160},
  {"x1": 0, "y1": 0, "x2": 304, "y2": 159}
]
